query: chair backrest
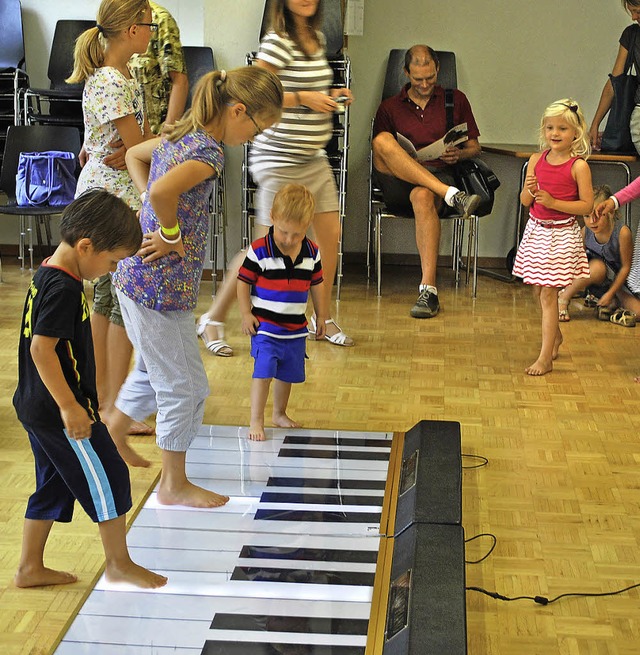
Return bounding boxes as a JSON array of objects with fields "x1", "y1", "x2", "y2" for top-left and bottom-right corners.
[
  {"x1": 0, "y1": 125, "x2": 82, "y2": 199},
  {"x1": 259, "y1": 0, "x2": 344, "y2": 56},
  {"x1": 48, "y1": 20, "x2": 96, "y2": 90},
  {"x1": 182, "y1": 46, "x2": 215, "y2": 110},
  {"x1": 0, "y1": 0, "x2": 25, "y2": 70},
  {"x1": 381, "y1": 49, "x2": 457, "y2": 101}
]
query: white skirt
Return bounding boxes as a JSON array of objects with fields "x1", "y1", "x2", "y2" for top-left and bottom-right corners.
[{"x1": 512, "y1": 217, "x2": 590, "y2": 287}]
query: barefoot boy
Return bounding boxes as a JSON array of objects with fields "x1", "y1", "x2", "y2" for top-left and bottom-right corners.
[
  {"x1": 12, "y1": 190, "x2": 167, "y2": 589},
  {"x1": 238, "y1": 184, "x2": 328, "y2": 441}
]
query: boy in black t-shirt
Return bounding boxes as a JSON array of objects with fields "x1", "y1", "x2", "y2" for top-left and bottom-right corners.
[{"x1": 13, "y1": 189, "x2": 167, "y2": 590}]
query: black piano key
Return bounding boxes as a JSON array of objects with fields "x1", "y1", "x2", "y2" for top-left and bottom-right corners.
[
  {"x1": 266, "y1": 477, "x2": 386, "y2": 490},
  {"x1": 239, "y1": 545, "x2": 378, "y2": 564},
  {"x1": 211, "y1": 613, "x2": 368, "y2": 635},
  {"x1": 259, "y1": 492, "x2": 382, "y2": 506},
  {"x1": 278, "y1": 448, "x2": 389, "y2": 461},
  {"x1": 283, "y1": 435, "x2": 392, "y2": 448},
  {"x1": 254, "y1": 509, "x2": 380, "y2": 523},
  {"x1": 230, "y1": 566, "x2": 375, "y2": 586},
  {"x1": 202, "y1": 642, "x2": 365, "y2": 655}
]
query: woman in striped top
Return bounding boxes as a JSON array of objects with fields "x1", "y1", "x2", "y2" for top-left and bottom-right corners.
[
  {"x1": 513, "y1": 99, "x2": 593, "y2": 376},
  {"x1": 197, "y1": 0, "x2": 354, "y2": 356}
]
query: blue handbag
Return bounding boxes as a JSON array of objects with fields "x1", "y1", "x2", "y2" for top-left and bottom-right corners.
[{"x1": 15, "y1": 150, "x2": 77, "y2": 207}]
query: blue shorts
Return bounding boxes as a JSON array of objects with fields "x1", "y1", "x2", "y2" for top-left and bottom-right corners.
[
  {"x1": 251, "y1": 333, "x2": 307, "y2": 383},
  {"x1": 23, "y1": 421, "x2": 132, "y2": 523}
]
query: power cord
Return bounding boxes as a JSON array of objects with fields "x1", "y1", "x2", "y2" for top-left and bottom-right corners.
[
  {"x1": 466, "y1": 583, "x2": 640, "y2": 605},
  {"x1": 461, "y1": 453, "x2": 488, "y2": 469},
  {"x1": 464, "y1": 533, "x2": 496, "y2": 564}
]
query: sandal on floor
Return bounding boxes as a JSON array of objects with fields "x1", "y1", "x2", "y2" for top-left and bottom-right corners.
[
  {"x1": 197, "y1": 317, "x2": 233, "y2": 356},
  {"x1": 596, "y1": 306, "x2": 614, "y2": 321},
  {"x1": 583, "y1": 292, "x2": 598, "y2": 308},
  {"x1": 610, "y1": 308, "x2": 636, "y2": 328},
  {"x1": 558, "y1": 297, "x2": 570, "y2": 322},
  {"x1": 309, "y1": 316, "x2": 355, "y2": 347}
]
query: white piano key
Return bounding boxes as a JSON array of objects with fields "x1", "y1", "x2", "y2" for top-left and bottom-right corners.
[
  {"x1": 196, "y1": 425, "x2": 392, "y2": 441},
  {"x1": 184, "y1": 448, "x2": 390, "y2": 472},
  {"x1": 184, "y1": 461, "x2": 389, "y2": 482},
  {"x1": 63, "y1": 615, "x2": 209, "y2": 648},
  {"x1": 93, "y1": 573, "x2": 373, "y2": 603},
  {"x1": 127, "y1": 525, "x2": 381, "y2": 553},
  {"x1": 78, "y1": 590, "x2": 373, "y2": 621},
  {"x1": 56, "y1": 644, "x2": 200, "y2": 655},
  {"x1": 235, "y1": 558, "x2": 376, "y2": 574},
  {"x1": 134, "y1": 507, "x2": 381, "y2": 536}
]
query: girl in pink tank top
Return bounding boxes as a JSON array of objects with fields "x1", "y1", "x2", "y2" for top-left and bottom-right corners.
[{"x1": 512, "y1": 99, "x2": 593, "y2": 375}]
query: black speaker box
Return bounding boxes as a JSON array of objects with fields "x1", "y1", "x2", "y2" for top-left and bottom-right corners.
[
  {"x1": 382, "y1": 523, "x2": 467, "y2": 655},
  {"x1": 394, "y1": 420, "x2": 462, "y2": 534}
]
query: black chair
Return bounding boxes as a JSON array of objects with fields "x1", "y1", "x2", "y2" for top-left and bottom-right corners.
[
  {"x1": 182, "y1": 46, "x2": 215, "y2": 109},
  {"x1": 368, "y1": 49, "x2": 485, "y2": 297},
  {"x1": 23, "y1": 20, "x2": 95, "y2": 134},
  {"x1": 182, "y1": 46, "x2": 227, "y2": 294},
  {"x1": 0, "y1": 0, "x2": 29, "y2": 168},
  {"x1": 0, "y1": 125, "x2": 82, "y2": 271}
]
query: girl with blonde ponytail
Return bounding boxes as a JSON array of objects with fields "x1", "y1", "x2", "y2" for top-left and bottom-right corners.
[
  {"x1": 108, "y1": 67, "x2": 283, "y2": 506},
  {"x1": 70, "y1": 0, "x2": 158, "y2": 447}
]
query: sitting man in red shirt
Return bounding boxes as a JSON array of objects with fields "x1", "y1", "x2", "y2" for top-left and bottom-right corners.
[{"x1": 372, "y1": 44, "x2": 481, "y2": 318}]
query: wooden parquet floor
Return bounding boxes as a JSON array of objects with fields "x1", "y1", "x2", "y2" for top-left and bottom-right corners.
[{"x1": 1, "y1": 257, "x2": 639, "y2": 655}]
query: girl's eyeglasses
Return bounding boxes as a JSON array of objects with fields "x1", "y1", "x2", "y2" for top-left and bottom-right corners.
[
  {"x1": 136, "y1": 22, "x2": 159, "y2": 32},
  {"x1": 246, "y1": 111, "x2": 263, "y2": 137}
]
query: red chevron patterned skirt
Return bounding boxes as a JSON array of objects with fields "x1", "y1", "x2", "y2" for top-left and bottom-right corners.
[{"x1": 512, "y1": 216, "x2": 589, "y2": 287}]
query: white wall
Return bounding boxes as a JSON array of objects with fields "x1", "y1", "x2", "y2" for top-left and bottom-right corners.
[{"x1": 3, "y1": 0, "x2": 639, "y2": 265}]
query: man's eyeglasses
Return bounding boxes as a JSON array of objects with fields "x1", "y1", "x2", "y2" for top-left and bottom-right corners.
[{"x1": 136, "y1": 22, "x2": 159, "y2": 32}]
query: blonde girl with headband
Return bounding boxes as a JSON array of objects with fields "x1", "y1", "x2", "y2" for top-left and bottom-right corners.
[
  {"x1": 108, "y1": 68, "x2": 283, "y2": 506},
  {"x1": 558, "y1": 185, "x2": 633, "y2": 324},
  {"x1": 67, "y1": 0, "x2": 157, "y2": 440},
  {"x1": 513, "y1": 99, "x2": 593, "y2": 375}
]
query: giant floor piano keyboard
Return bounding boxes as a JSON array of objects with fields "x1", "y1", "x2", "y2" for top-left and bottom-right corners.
[{"x1": 54, "y1": 420, "x2": 466, "y2": 654}]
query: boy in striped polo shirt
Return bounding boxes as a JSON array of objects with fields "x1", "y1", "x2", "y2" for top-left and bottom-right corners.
[{"x1": 238, "y1": 184, "x2": 328, "y2": 441}]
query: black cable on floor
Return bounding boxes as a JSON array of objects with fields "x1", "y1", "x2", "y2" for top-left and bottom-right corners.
[{"x1": 466, "y1": 583, "x2": 640, "y2": 605}]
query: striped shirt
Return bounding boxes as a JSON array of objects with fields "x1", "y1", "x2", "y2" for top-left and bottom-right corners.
[
  {"x1": 238, "y1": 228, "x2": 323, "y2": 339},
  {"x1": 249, "y1": 30, "x2": 334, "y2": 174}
]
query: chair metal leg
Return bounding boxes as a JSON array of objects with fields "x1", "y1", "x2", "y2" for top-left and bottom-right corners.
[
  {"x1": 19, "y1": 214, "x2": 25, "y2": 270},
  {"x1": 472, "y1": 215, "x2": 479, "y2": 298},
  {"x1": 376, "y1": 211, "x2": 382, "y2": 296},
  {"x1": 28, "y1": 215, "x2": 34, "y2": 271}
]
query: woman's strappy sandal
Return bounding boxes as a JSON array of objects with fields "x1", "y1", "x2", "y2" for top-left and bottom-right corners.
[
  {"x1": 309, "y1": 316, "x2": 354, "y2": 347},
  {"x1": 609, "y1": 308, "x2": 636, "y2": 328},
  {"x1": 197, "y1": 317, "x2": 233, "y2": 356}
]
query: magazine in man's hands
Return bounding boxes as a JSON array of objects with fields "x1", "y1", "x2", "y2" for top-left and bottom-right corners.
[{"x1": 397, "y1": 122, "x2": 468, "y2": 162}]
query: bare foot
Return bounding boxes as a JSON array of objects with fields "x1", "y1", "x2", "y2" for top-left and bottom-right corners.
[
  {"x1": 552, "y1": 331, "x2": 563, "y2": 360},
  {"x1": 634, "y1": 376, "x2": 640, "y2": 383},
  {"x1": 15, "y1": 565, "x2": 78, "y2": 588},
  {"x1": 157, "y1": 480, "x2": 229, "y2": 508},
  {"x1": 116, "y1": 440, "x2": 151, "y2": 468},
  {"x1": 525, "y1": 357, "x2": 553, "y2": 376},
  {"x1": 128, "y1": 420, "x2": 154, "y2": 436},
  {"x1": 272, "y1": 412, "x2": 301, "y2": 429},
  {"x1": 249, "y1": 422, "x2": 266, "y2": 441},
  {"x1": 105, "y1": 560, "x2": 167, "y2": 589}
]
